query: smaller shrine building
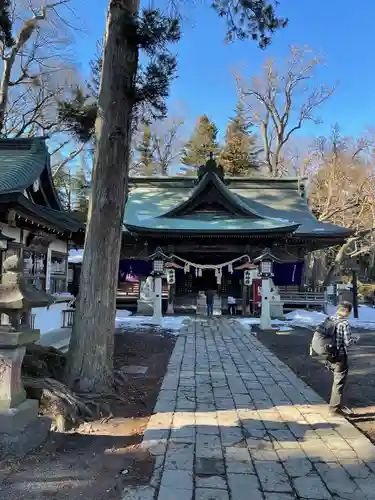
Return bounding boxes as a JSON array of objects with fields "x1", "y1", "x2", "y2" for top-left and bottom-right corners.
[{"x1": 0, "y1": 138, "x2": 84, "y2": 301}]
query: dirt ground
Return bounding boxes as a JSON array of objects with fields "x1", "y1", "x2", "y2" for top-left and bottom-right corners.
[
  {"x1": 256, "y1": 324, "x2": 375, "y2": 443},
  {"x1": 0, "y1": 327, "x2": 176, "y2": 500}
]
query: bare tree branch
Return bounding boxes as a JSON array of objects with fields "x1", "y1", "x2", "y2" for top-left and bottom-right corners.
[{"x1": 234, "y1": 45, "x2": 337, "y2": 176}]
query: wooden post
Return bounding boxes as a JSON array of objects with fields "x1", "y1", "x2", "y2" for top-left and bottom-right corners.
[
  {"x1": 241, "y1": 279, "x2": 246, "y2": 315},
  {"x1": 167, "y1": 283, "x2": 175, "y2": 314},
  {"x1": 352, "y1": 269, "x2": 359, "y2": 319}
]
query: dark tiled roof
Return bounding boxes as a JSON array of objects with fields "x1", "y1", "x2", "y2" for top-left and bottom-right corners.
[{"x1": 0, "y1": 137, "x2": 49, "y2": 195}]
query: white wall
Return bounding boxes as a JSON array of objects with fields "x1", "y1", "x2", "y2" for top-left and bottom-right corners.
[
  {"x1": 0, "y1": 223, "x2": 21, "y2": 243},
  {"x1": 0, "y1": 223, "x2": 67, "y2": 254},
  {"x1": 50, "y1": 239, "x2": 67, "y2": 254}
]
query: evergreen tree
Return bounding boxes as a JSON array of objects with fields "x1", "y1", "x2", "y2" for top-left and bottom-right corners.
[
  {"x1": 0, "y1": 0, "x2": 13, "y2": 48},
  {"x1": 135, "y1": 123, "x2": 156, "y2": 175},
  {"x1": 58, "y1": 0, "x2": 286, "y2": 392},
  {"x1": 220, "y1": 100, "x2": 259, "y2": 176},
  {"x1": 53, "y1": 166, "x2": 72, "y2": 211},
  {"x1": 73, "y1": 165, "x2": 90, "y2": 215},
  {"x1": 181, "y1": 115, "x2": 220, "y2": 174}
]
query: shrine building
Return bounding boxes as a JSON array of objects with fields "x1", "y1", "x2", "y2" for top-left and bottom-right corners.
[
  {"x1": 117, "y1": 155, "x2": 352, "y2": 314},
  {"x1": 0, "y1": 138, "x2": 84, "y2": 327}
]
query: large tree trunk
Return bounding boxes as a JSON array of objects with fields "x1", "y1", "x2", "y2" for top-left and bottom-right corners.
[
  {"x1": 65, "y1": 0, "x2": 139, "y2": 392},
  {"x1": 0, "y1": 57, "x2": 14, "y2": 133}
]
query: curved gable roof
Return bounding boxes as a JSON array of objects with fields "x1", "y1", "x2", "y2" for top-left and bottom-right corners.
[
  {"x1": 124, "y1": 175, "x2": 352, "y2": 239},
  {"x1": 161, "y1": 171, "x2": 263, "y2": 219},
  {"x1": 0, "y1": 137, "x2": 62, "y2": 210}
]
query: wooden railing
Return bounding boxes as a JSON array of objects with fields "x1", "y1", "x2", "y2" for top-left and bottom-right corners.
[
  {"x1": 117, "y1": 282, "x2": 140, "y2": 299},
  {"x1": 280, "y1": 291, "x2": 327, "y2": 310}
]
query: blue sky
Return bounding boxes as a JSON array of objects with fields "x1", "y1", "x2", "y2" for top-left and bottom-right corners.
[{"x1": 72, "y1": 0, "x2": 375, "y2": 142}]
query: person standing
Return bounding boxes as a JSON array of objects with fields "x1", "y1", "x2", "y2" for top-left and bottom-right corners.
[
  {"x1": 227, "y1": 295, "x2": 236, "y2": 315},
  {"x1": 205, "y1": 289, "x2": 215, "y2": 317},
  {"x1": 326, "y1": 301, "x2": 359, "y2": 416}
]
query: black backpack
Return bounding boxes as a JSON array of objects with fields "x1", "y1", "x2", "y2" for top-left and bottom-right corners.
[{"x1": 311, "y1": 317, "x2": 343, "y2": 358}]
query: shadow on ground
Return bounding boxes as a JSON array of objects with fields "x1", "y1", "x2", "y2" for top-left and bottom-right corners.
[
  {"x1": 140, "y1": 412, "x2": 375, "y2": 500},
  {"x1": 256, "y1": 325, "x2": 375, "y2": 442},
  {"x1": 0, "y1": 327, "x2": 176, "y2": 500},
  {"x1": 4, "y1": 411, "x2": 374, "y2": 500}
]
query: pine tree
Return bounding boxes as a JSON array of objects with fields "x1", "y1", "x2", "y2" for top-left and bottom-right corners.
[
  {"x1": 180, "y1": 115, "x2": 220, "y2": 174},
  {"x1": 135, "y1": 123, "x2": 156, "y2": 175},
  {"x1": 73, "y1": 165, "x2": 90, "y2": 215},
  {"x1": 58, "y1": 1, "x2": 286, "y2": 392},
  {"x1": 0, "y1": 0, "x2": 13, "y2": 48},
  {"x1": 220, "y1": 100, "x2": 259, "y2": 176},
  {"x1": 53, "y1": 166, "x2": 72, "y2": 210}
]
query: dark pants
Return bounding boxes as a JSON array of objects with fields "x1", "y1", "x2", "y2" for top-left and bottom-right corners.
[
  {"x1": 228, "y1": 304, "x2": 236, "y2": 315},
  {"x1": 328, "y1": 353, "x2": 348, "y2": 410},
  {"x1": 207, "y1": 303, "x2": 213, "y2": 316}
]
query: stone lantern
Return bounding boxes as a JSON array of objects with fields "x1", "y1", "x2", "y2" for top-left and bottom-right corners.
[
  {"x1": 147, "y1": 248, "x2": 171, "y2": 325},
  {"x1": 253, "y1": 248, "x2": 281, "y2": 330},
  {"x1": 0, "y1": 254, "x2": 54, "y2": 459}
]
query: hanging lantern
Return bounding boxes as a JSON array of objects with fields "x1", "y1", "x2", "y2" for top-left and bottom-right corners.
[
  {"x1": 228, "y1": 263, "x2": 233, "y2": 274},
  {"x1": 198, "y1": 267, "x2": 202, "y2": 277},
  {"x1": 166, "y1": 268, "x2": 175, "y2": 284},
  {"x1": 184, "y1": 263, "x2": 188, "y2": 274},
  {"x1": 244, "y1": 270, "x2": 252, "y2": 286}
]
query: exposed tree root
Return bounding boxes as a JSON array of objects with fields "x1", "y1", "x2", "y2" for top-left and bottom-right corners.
[{"x1": 22, "y1": 344, "x2": 128, "y2": 431}]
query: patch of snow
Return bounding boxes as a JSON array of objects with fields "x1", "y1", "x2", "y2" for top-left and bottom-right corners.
[
  {"x1": 68, "y1": 248, "x2": 84, "y2": 263},
  {"x1": 35, "y1": 301, "x2": 71, "y2": 336},
  {"x1": 236, "y1": 305, "x2": 375, "y2": 331},
  {"x1": 237, "y1": 317, "x2": 285, "y2": 327},
  {"x1": 284, "y1": 309, "x2": 326, "y2": 327},
  {"x1": 115, "y1": 314, "x2": 189, "y2": 333},
  {"x1": 116, "y1": 309, "x2": 132, "y2": 318},
  {"x1": 278, "y1": 326, "x2": 293, "y2": 332}
]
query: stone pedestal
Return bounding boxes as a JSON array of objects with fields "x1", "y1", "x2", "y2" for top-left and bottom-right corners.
[
  {"x1": 152, "y1": 276, "x2": 163, "y2": 325},
  {"x1": 213, "y1": 297, "x2": 222, "y2": 316},
  {"x1": 0, "y1": 328, "x2": 50, "y2": 459},
  {"x1": 259, "y1": 278, "x2": 272, "y2": 330}
]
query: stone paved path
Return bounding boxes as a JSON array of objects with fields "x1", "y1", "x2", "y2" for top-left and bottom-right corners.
[{"x1": 123, "y1": 318, "x2": 375, "y2": 500}]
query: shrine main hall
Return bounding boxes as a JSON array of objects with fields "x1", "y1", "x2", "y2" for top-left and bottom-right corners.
[{"x1": 115, "y1": 155, "x2": 351, "y2": 314}]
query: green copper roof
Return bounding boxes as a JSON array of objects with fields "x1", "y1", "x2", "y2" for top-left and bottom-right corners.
[
  {"x1": 124, "y1": 176, "x2": 353, "y2": 238},
  {"x1": 0, "y1": 192, "x2": 84, "y2": 232},
  {"x1": 0, "y1": 138, "x2": 84, "y2": 234},
  {"x1": 127, "y1": 215, "x2": 299, "y2": 234},
  {"x1": 0, "y1": 138, "x2": 49, "y2": 195}
]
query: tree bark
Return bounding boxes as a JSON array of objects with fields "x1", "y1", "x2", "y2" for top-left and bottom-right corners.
[
  {"x1": 0, "y1": 57, "x2": 13, "y2": 133},
  {"x1": 65, "y1": 0, "x2": 139, "y2": 392}
]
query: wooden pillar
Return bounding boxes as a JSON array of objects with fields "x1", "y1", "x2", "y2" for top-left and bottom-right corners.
[
  {"x1": 45, "y1": 246, "x2": 52, "y2": 292},
  {"x1": 167, "y1": 283, "x2": 175, "y2": 314},
  {"x1": 241, "y1": 279, "x2": 249, "y2": 315}
]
